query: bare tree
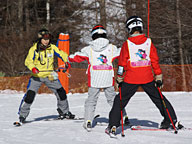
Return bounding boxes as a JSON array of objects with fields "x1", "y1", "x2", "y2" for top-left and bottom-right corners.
[
  {"x1": 46, "y1": 0, "x2": 50, "y2": 25},
  {"x1": 176, "y1": 0, "x2": 187, "y2": 91},
  {"x1": 98, "y1": 0, "x2": 106, "y2": 27},
  {"x1": 18, "y1": 0, "x2": 24, "y2": 38}
]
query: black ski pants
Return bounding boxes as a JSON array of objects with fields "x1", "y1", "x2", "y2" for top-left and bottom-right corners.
[{"x1": 109, "y1": 81, "x2": 177, "y2": 127}]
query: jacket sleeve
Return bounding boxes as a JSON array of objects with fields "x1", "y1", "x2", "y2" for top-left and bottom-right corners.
[
  {"x1": 111, "y1": 44, "x2": 121, "y2": 62},
  {"x1": 68, "y1": 47, "x2": 89, "y2": 63},
  {"x1": 150, "y1": 43, "x2": 162, "y2": 75},
  {"x1": 25, "y1": 47, "x2": 36, "y2": 71},
  {"x1": 118, "y1": 41, "x2": 129, "y2": 70},
  {"x1": 53, "y1": 45, "x2": 68, "y2": 62}
]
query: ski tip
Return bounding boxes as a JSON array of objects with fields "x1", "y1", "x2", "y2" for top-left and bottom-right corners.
[
  {"x1": 13, "y1": 121, "x2": 22, "y2": 126},
  {"x1": 94, "y1": 114, "x2": 100, "y2": 119}
]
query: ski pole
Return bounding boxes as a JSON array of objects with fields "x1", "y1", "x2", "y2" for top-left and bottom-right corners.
[
  {"x1": 40, "y1": 70, "x2": 71, "y2": 78},
  {"x1": 157, "y1": 87, "x2": 178, "y2": 134},
  {"x1": 19, "y1": 70, "x2": 71, "y2": 78},
  {"x1": 119, "y1": 85, "x2": 125, "y2": 137}
]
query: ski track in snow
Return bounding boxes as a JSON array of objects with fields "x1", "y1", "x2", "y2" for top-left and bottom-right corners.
[{"x1": 0, "y1": 90, "x2": 192, "y2": 144}]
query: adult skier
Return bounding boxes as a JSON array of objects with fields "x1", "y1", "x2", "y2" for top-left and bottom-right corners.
[
  {"x1": 68, "y1": 25, "x2": 129, "y2": 131},
  {"x1": 105, "y1": 16, "x2": 183, "y2": 136},
  {"x1": 17, "y1": 28, "x2": 75, "y2": 124}
]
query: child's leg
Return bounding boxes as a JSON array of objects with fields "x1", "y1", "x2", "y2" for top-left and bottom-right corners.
[{"x1": 84, "y1": 87, "x2": 100, "y2": 122}]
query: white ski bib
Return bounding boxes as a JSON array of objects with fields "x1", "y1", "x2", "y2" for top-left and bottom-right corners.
[
  {"x1": 128, "y1": 39, "x2": 151, "y2": 67},
  {"x1": 89, "y1": 45, "x2": 114, "y2": 88}
]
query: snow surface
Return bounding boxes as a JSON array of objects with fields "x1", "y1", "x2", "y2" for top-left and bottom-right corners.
[{"x1": 0, "y1": 90, "x2": 192, "y2": 144}]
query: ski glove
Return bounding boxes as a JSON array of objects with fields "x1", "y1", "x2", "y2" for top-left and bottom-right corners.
[
  {"x1": 32, "y1": 67, "x2": 39, "y2": 74},
  {"x1": 58, "y1": 62, "x2": 70, "y2": 73},
  {"x1": 116, "y1": 76, "x2": 124, "y2": 84},
  {"x1": 155, "y1": 74, "x2": 163, "y2": 89}
]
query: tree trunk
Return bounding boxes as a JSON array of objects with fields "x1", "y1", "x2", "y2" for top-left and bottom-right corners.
[
  {"x1": 18, "y1": 0, "x2": 23, "y2": 38},
  {"x1": 176, "y1": 0, "x2": 187, "y2": 91},
  {"x1": 46, "y1": 0, "x2": 50, "y2": 26},
  {"x1": 25, "y1": 0, "x2": 30, "y2": 33},
  {"x1": 98, "y1": 0, "x2": 106, "y2": 28}
]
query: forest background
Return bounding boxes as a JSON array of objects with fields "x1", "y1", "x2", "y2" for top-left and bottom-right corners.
[{"x1": 0, "y1": 0, "x2": 192, "y2": 92}]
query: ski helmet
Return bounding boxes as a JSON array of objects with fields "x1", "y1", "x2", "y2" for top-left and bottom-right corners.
[
  {"x1": 91, "y1": 25, "x2": 107, "y2": 40},
  {"x1": 38, "y1": 28, "x2": 52, "y2": 40},
  {"x1": 126, "y1": 16, "x2": 143, "y2": 35}
]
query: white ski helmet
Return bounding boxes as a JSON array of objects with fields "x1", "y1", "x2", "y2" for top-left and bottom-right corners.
[
  {"x1": 126, "y1": 16, "x2": 143, "y2": 34},
  {"x1": 91, "y1": 25, "x2": 107, "y2": 40}
]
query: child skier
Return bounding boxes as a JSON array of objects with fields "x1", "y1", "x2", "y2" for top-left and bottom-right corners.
[
  {"x1": 17, "y1": 28, "x2": 75, "y2": 125},
  {"x1": 68, "y1": 25, "x2": 129, "y2": 131},
  {"x1": 105, "y1": 16, "x2": 183, "y2": 136}
]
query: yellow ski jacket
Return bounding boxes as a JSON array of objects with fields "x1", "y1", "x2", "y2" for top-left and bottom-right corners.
[{"x1": 25, "y1": 43, "x2": 68, "y2": 78}]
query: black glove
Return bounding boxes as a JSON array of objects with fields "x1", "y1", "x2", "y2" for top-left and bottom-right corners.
[
  {"x1": 155, "y1": 80, "x2": 163, "y2": 88},
  {"x1": 155, "y1": 74, "x2": 163, "y2": 89},
  {"x1": 62, "y1": 62, "x2": 69, "y2": 73},
  {"x1": 58, "y1": 62, "x2": 70, "y2": 73}
]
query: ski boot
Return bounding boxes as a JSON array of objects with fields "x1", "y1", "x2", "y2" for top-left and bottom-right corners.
[
  {"x1": 160, "y1": 119, "x2": 184, "y2": 130},
  {"x1": 175, "y1": 121, "x2": 184, "y2": 130},
  {"x1": 63, "y1": 111, "x2": 75, "y2": 119},
  {"x1": 13, "y1": 116, "x2": 26, "y2": 126},
  {"x1": 159, "y1": 119, "x2": 172, "y2": 129},
  {"x1": 105, "y1": 126, "x2": 117, "y2": 138},
  {"x1": 58, "y1": 111, "x2": 75, "y2": 120},
  {"x1": 124, "y1": 116, "x2": 130, "y2": 125},
  {"x1": 57, "y1": 108, "x2": 75, "y2": 120},
  {"x1": 19, "y1": 116, "x2": 26, "y2": 123},
  {"x1": 83, "y1": 120, "x2": 92, "y2": 132}
]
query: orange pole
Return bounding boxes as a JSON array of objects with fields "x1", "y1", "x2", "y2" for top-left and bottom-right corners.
[{"x1": 57, "y1": 33, "x2": 69, "y2": 93}]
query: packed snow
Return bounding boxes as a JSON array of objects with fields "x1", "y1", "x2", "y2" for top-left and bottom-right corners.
[{"x1": 0, "y1": 90, "x2": 192, "y2": 144}]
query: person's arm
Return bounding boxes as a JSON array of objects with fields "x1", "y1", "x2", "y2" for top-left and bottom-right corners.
[
  {"x1": 116, "y1": 42, "x2": 129, "y2": 84},
  {"x1": 25, "y1": 47, "x2": 37, "y2": 71},
  {"x1": 150, "y1": 42, "x2": 163, "y2": 88},
  {"x1": 68, "y1": 47, "x2": 89, "y2": 63},
  {"x1": 150, "y1": 43, "x2": 162, "y2": 75},
  {"x1": 118, "y1": 41, "x2": 129, "y2": 70},
  {"x1": 53, "y1": 45, "x2": 68, "y2": 62},
  {"x1": 111, "y1": 44, "x2": 121, "y2": 62}
]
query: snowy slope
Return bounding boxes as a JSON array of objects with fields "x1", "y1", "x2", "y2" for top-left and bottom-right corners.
[{"x1": 0, "y1": 90, "x2": 192, "y2": 144}]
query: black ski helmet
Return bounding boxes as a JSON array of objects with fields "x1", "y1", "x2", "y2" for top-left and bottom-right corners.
[
  {"x1": 38, "y1": 28, "x2": 52, "y2": 40},
  {"x1": 126, "y1": 16, "x2": 143, "y2": 35},
  {"x1": 91, "y1": 25, "x2": 107, "y2": 40}
]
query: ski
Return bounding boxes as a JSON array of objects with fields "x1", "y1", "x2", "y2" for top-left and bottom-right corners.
[
  {"x1": 13, "y1": 114, "x2": 100, "y2": 126},
  {"x1": 131, "y1": 125, "x2": 167, "y2": 131},
  {"x1": 94, "y1": 114, "x2": 100, "y2": 119},
  {"x1": 57, "y1": 114, "x2": 100, "y2": 121},
  {"x1": 96, "y1": 122, "x2": 133, "y2": 127},
  {"x1": 45, "y1": 116, "x2": 84, "y2": 121},
  {"x1": 131, "y1": 125, "x2": 192, "y2": 131}
]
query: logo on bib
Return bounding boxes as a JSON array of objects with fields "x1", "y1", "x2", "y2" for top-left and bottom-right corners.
[
  {"x1": 131, "y1": 49, "x2": 151, "y2": 67},
  {"x1": 136, "y1": 49, "x2": 147, "y2": 60},
  {"x1": 97, "y1": 54, "x2": 108, "y2": 64},
  {"x1": 92, "y1": 54, "x2": 112, "y2": 70}
]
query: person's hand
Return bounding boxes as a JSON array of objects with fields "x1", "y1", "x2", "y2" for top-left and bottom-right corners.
[
  {"x1": 155, "y1": 74, "x2": 163, "y2": 89},
  {"x1": 48, "y1": 71, "x2": 58, "y2": 81},
  {"x1": 58, "y1": 62, "x2": 71, "y2": 73},
  {"x1": 116, "y1": 76, "x2": 124, "y2": 84},
  {"x1": 32, "y1": 67, "x2": 39, "y2": 74}
]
